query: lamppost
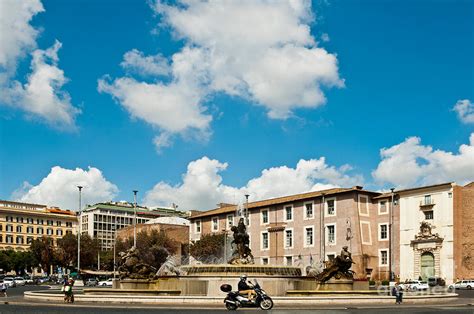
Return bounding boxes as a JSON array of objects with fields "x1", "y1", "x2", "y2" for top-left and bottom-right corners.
[
  {"x1": 389, "y1": 187, "x2": 395, "y2": 282},
  {"x1": 133, "y1": 190, "x2": 138, "y2": 248},
  {"x1": 244, "y1": 194, "x2": 249, "y2": 226},
  {"x1": 113, "y1": 222, "x2": 117, "y2": 280},
  {"x1": 77, "y1": 186, "x2": 83, "y2": 275}
]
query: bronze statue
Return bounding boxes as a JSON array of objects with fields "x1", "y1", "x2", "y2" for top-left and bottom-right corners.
[
  {"x1": 314, "y1": 246, "x2": 355, "y2": 282},
  {"x1": 228, "y1": 218, "x2": 254, "y2": 264}
]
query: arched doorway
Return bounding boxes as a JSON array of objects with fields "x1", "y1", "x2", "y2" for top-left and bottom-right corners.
[{"x1": 420, "y1": 252, "x2": 435, "y2": 280}]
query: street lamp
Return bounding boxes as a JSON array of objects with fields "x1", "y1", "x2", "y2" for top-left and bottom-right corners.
[
  {"x1": 133, "y1": 190, "x2": 138, "y2": 248},
  {"x1": 113, "y1": 222, "x2": 117, "y2": 280},
  {"x1": 390, "y1": 187, "x2": 395, "y2": 282},
  {"x1": 77, "y1": 186, "x2": 83, "y2": 275},
  {"x1": 244, "y1": 194, "x2": 249, "y2": 226}
]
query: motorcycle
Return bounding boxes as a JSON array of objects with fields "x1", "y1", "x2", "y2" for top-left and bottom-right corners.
[{"x1": 221, "y1": 280, "x2": 273, "y2": 311}]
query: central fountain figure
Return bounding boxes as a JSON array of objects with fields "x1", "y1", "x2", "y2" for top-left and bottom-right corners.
[{"x1": 228, "y1": 218, "x2": 254, "y2": 265}]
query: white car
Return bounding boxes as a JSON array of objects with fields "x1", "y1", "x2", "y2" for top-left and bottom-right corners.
[
  {"x1": 448, "y1": 280, "x2": 474, "y2": 290},
  {"x1": 98, "y1": 278, "x2": 113, "y2": 287},
  {"x1": 14, "y1": 277, "x2": 25, "y2": 286},
  {"x1": 399, "y1": 280, "x2": 429, "y2": 291},
  {"x1": 3, "y1": 277, "x2": 16, "y2": 288}
]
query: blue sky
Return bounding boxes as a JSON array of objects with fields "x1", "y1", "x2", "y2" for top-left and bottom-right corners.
[{"x1": 0, "y1": 0, "x2": 473, "y2": 211}]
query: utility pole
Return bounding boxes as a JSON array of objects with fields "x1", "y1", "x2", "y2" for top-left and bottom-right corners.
[
  {"x1": 113, "y1": 221, "x2": 117, "y2": 280},
  {"x1": 133, "y1": 190, "x2": 138, "y2": 248},
  {"x1": 77, "y1": 186, "x2": 83, "y2": 275}
]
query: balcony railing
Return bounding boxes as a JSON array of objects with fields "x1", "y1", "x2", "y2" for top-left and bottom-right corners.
[{"x1": 420, "y1": 199, "x2": 435, "y2": 207}]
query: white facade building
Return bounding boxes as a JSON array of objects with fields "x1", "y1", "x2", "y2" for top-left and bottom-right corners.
[{"x1": 398, "y1": 183, "x2": 455, "y2": 283}]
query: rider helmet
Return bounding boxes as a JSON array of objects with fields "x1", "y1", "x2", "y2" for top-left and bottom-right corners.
[{"x1": 240, "y1": 274, "x2": 247, "y2": 281}]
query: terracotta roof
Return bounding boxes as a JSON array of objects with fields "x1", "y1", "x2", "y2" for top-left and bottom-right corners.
[
  {"x1": 46, "y1": 208, "x2": 76, "y2": 216},
  {"x1": 190, "y1": 186, "x2": 379, "y2": 219},
  {"x1": 373, "y1": 193, "x2": 393, "y2": 199}
]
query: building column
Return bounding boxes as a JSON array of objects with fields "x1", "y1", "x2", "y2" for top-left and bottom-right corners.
[{"x1": 413, "y1": 250, "x2": 420, "y2": 280}]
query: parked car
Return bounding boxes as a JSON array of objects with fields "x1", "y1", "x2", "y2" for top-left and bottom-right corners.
[
  {"x1": 14, "y1": 277, "x2": 25, "y2": 286},
  {"x1": 428, "y1": 277, "x2": 446, "y2": 287},
  {"x1": 3, "y1": 277, "x2": 16, "y2": 288},
  {"x1": 399, "y1": 280, "x2": 429, "y2": 291},
  {"x1": 85, "y1": 278, "x2": 98, "y2": 286},
  {"x1": 24, "y1": 276, "x2": 34, "y2": 285},
  {"x1": 448, "y1": 280, "x2": 474, "y2": 290},
  {"x1": 98, "y1": 278, "x2": 113, "y2": 287}
]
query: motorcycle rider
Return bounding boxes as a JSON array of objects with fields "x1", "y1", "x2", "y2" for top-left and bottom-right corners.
[{"x1": 238, "y1": 274, "x2": 256, "y2": 301}]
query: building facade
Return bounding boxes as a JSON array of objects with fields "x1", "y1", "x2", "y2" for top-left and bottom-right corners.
[
  {"x1": 0, "y1": 200, "x2": 77, "y2": 251},
  {"x1": 189, "y1": 186, "x2": 398, "y2": 280},
  {"x1": 80, "y1": 202, "x2": 186, "y2": 250},
  {"x1": 398, "y1": 182, "x2": 474, "y2": 283}
]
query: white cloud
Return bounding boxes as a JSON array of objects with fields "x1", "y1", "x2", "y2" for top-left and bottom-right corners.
[
  {"x1": 0, "y1": 1, "x2": 79, "y2": 129},
  {"x1": 13, "y1": 166, "x2": 119, "y2": 210},
  {"x1": 372, "y1": 133, "x2": 474, "y2": 188},
  {"x1": 144, "y1": 156, "x2": 362, "y2": 211},
  {"x1": 0, "y1": 0, "x2": 43, "y2": 73},
  {"x1": 99, "y1": 46, "x2": 212, "y2": 145},
  {"x1": 120, "y1": 49, "x2": 170, "y2": 77},
  {"x1": 101, "y1": 0, "x2": 342, "y2": 150},
  {"x1": 453, "y1": 99, "x2": 474, "y2": 124},
  {"x1": 321, "y1": 33, "x2": 330, "y2": 42},
  {"x1": 155, "y1": 0, "x2": 343, "y2": 119}
]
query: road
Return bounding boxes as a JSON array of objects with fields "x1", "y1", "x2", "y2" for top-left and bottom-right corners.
[{"x1": 0, "y1": 285, "x2": 472, "y2": 313}]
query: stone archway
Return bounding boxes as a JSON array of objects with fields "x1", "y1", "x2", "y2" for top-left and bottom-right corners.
[{"x1": 420, "y1": 252, "x2": 435, "y2": 280}]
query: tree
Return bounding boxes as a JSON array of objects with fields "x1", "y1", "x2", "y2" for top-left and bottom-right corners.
[
  {"x1": 190, "y1": 232, "x2": 225, "y2": 263},
  {"x1": 116, "y1": 229, "x2": 177, "y2": 270},
  {"x1": 56, "y1": 233, "x2": 78, "y2": 269},
  {"x1": 79, "y1": 234, "x2": 100, "y2": 270},
  {"x1": 30, "y1": 237, "x2": 55, "y2": 274}
]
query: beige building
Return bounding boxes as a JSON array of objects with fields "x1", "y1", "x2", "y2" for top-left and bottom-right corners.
[
  {"x1": 397, "y1": 182, "x2": 474, "y2": 283},
  {"x1": 189, "y1": 186, "x2": 397, "y2": 280},
  {"x1": 0, "y1": 200, "x2": 77, "y2": 251}
]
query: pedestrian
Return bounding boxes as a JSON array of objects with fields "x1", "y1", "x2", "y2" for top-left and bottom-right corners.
[
  {"x1": 391, "y1": 283, "x2": 401, "y2": 304},
  {"x1": 397, "y1": 284, "x2": 403, "y2": 304},
  {"x1": 0, "y1": 281, "x2": 7, "y2": 297}
]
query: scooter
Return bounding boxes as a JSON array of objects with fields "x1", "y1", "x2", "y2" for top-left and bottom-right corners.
[{"x1": 221, "y1": 280, "x2": 273, "y2": 310}]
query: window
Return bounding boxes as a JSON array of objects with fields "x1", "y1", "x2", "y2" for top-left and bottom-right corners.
[
  {"x1": 212, "y1": 217, "x2": 219, "y2": 232},
  {"x1": 0, "y1": 235, "x2": 3, "y2": 243},
  {"x1": 326, "y1": 199, "x2": 336, "y2": 216},
  {"x1": 6, "y1": 235, "x2": 13, "y2": 244},
  {"x1": 285, "y1": 256, "x2": 293, "y2": 266},
  {"x1": 448, "y1": 192, "x2": 453, "y2": 198},
  {"x1": 285, "y1": 229, "x2": 293, "y2": 248},
  {"x1": 261, "y1": 210, "x2": 269, "y2": 224},
  {"x1": 16, "y1": 225, "x2": 22, "y2": 233},
  {"x1": 261, "y1": 258, "x2": 269, "y2": 265},
  {"x1": 27, "y1": 226, "x2": 34, "y2": 234},
  {"x1": 16, "y1": 217, "x2": 23, "y2": 223},
  {"x1": 327, "y1": 254, "x2": 335, "y2": 261},
  {"x1": 261, "y1": 232, "x2": 269, "y2": 250},
  {"x1": 379, "y1": 250, "x2": 389, "y2": 266},
  {"x1": 16, "y1": 236, "x2": 24, "y2": 244},
  {"x1": 379, "y1": 224, "x2": 388, "y2": 240},
  {"x1": 5, "y1": 216, "x2": 13, "y2": 222},
  {"x1": 6, "y1": 224, "x2": 13, "y2": 232},
  {"x1": 47, "y1": 220, "x2": 53, "y2": 226},
  {"x1": 227, "y1": 215, "x2": 234, "y2": 230},
  {"x1": 379, "y1": 200, "x2": 388, "y2": 215},
  {"x1": 56, "y1": 221, "x2": 62, "y2": 226},
  {"x1": 27, "y1": 218, "x2": 34, "y2": 224},
  {"x1": 0, "y1": 225, "x2": 2, "y2": 231},
  {"x1": 305, "y1": 226, "x2": 314, "y2": 247},
  {"x1": 27, "y1": 237, "x2": 34, "y2": 244},
  {"x1": 56, "y1": 229, "x2": 63, "y2": 236},
  {"x1": 327, "y1": 225, "x2": 335, "y2": 245},
  {"x1": 305, "y1": 203, "x2": 314, "y2": 219},
  {"x1": 47, "y1": 229, "x2": 53, "y2": 235},
  {"x1": 285, "y1": 206, "x2": 293, "y2": 221},
  {"x1": 195, "y1": 220, "x2": 201, "y2": 233},
  {"x1": 37, "y1": 227, "x2": 43, "y2": 234},
  {"x1": 37, "y1": 219, "x2": 43, "y2": 225},
  {"x1": 424, "y1": 195, "x2": 432, "y2": 205},
  {"x1": 66, "y1": 222, "x2": 73, "y2": 227},
  {"x1": 424, "y1": 210, "x2": 434, "y2": 220}
]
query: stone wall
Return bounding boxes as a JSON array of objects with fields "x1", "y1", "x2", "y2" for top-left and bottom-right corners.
[{"x1": 454, "y1": 183, "x2": 474, "y2": 280}]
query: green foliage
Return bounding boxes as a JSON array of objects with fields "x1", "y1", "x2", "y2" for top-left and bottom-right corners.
[
  {"x1": 30, "y1": 236, "x2": 56, "y2": 274},
  {"x1": 56, "y1": 233, "x2": 78, "y2": 268},
  {"x1": 78, "y1": 234, "x2": 100, "y2": 269},
  {"x1": 369, "y1": 280, "x2": 376, "y2": 286},
  {"x1": 0, "y1": 250, "x2": 38, "y2": 275},
  {"x1": 381, "y1": 280, "x2": 390, "y2": 286},
  {"x1": 116, "y1": 229, "x2": 176, "y2": 270},
  {"x1": 190, "y1": 232, "x2": 225, "y2": 263}
]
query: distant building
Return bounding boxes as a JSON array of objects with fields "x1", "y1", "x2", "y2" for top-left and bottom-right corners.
[
  {"x1": 80, "y1": 201, "x2": 187, "y2": 250},
  {"x1": 0, "y1": 200, "x2": 77, "y2": 251}
]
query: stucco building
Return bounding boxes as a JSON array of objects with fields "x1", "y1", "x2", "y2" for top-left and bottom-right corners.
[
  {"x1": 189, "y1": 186, "x2": 398, "y2": 280},
  {"x1": 0, "y1": 200, "x2": 77, "y2": 251}
]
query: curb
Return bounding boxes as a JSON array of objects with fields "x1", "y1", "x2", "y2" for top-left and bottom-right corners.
[{"x1": 24, "y1": 290, "x2": 459, "y2": 306}]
